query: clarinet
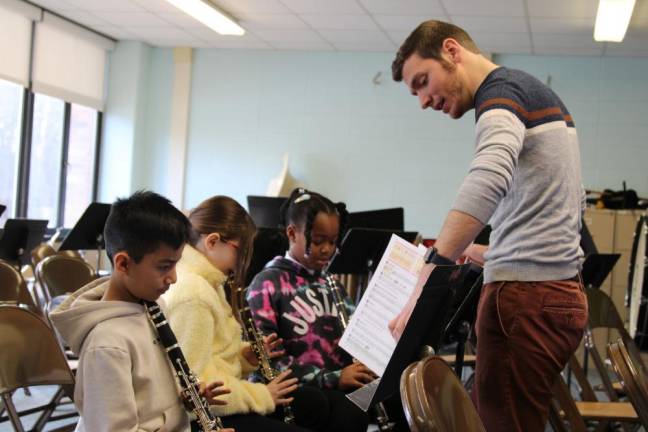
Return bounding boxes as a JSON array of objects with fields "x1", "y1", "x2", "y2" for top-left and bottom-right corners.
[
  {"x1": 143, "y1": 301, "x2": 225, "y2": 431},
  {"x1": 236, "y1": 286, "x2": 296, "y2": 424},
  {"x1": 323, "y1": 271, "x2": 395, "y2": 432}
]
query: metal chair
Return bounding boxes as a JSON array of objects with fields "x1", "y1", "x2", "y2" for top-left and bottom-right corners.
[
  {"x1": 35, "y1": 255, "x2": 97, "y2": 306},
  {"x1": 0, "y1": 305, "x2": 77, "y2": 431},
  {"x1": 0, "y1": 259, "x2": 39, "y2": 312},
  {"x1": 608, "y1": 338, "x2": 648, "y2": 428},
  {"x1": 400, "y1": 356, "x2": 485, "y2": 432}
]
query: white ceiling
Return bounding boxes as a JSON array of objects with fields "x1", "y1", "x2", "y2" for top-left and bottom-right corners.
[{"x1": 27, "y1": 0, "x2": 648, "y2": 57}]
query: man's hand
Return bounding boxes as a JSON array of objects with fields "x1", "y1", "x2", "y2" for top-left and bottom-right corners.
[
  {"x1": 463, "y1": 243, "x2": 488, "y2": 266},
  {"x1": 339, "y1": 362, "x2": 377, "y2": 390},
  {"x1": 388, "y1": 263, "x2": 435, "y2": 340},
  {"x1": 199, "y1": 380, "x2": 230, "y2": 406}
]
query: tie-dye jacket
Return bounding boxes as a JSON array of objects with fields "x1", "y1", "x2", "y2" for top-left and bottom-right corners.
[{"x1": 246, "y1": 256, "x2": 354, "y2": 390}]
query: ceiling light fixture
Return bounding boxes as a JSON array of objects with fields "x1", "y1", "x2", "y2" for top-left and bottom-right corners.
[
  {"x1": 164, "y1": 0, "x2": 244, "y2": 36},
  {"x1": 594, "y1": 0, "x2": 636, "y2": 42}
]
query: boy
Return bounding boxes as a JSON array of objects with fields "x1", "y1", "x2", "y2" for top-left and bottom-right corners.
[{"x1": 51, "y1": 191, "x2": 231, "y2": 431}]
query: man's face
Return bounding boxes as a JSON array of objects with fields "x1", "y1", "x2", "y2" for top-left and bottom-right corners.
[
  {"x1": 124, "y1": 244, "x2": 184, "y2": 302},
  {"x1": 402, "y1": 52, "x2": 472, "y2": 119}
]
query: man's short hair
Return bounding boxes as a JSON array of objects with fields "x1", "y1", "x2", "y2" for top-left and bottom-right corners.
[
  {"x1": 104, "y1": 190, "x2": 191, "y2": 263},
  {"x1": 392, "y1": 20, "x2": 480, "y2": 82}
]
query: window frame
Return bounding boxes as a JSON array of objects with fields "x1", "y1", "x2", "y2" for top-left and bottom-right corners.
[{"x1": 8, "y1": 85, "x2": 102, "y2": 229}]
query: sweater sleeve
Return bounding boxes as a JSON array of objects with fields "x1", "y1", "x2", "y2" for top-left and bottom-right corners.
[
  {"x1": 77, "y1": 347, "x2": 141, "y2": 432},
  {"x1": 247, "y1": 275, "x2": 343, "y2": 390},
  {"x1": 452, "y1": 109, "x2": 526, "y2": 224},
  {"x1": 166, "y1": 297, "x2": 275, "y2": 416}
]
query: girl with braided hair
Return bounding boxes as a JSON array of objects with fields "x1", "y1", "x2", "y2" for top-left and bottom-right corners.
[{"x1": 247, "y1": 188, "x2": 371, "y2": 432}]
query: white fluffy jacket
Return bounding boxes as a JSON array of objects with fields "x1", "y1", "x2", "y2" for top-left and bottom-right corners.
[{"x1": 162, "y1": 245, "x2": 275, "y2": 416}]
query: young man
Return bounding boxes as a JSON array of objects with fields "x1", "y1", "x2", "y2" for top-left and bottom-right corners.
[
  {"x1": 388, "y1": 21, "x2": 587, "y2": 432},
  {"x1": 50, "y1": 191, "x2": 231, "y2": 432}
]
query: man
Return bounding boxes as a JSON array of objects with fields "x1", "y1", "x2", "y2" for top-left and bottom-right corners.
[{"x1": 387, "y1": 20, "x2": 587, "y2": 432}]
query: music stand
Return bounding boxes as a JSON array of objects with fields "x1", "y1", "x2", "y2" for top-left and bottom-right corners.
[
  {"x1": 0, "y1": 204, "x2": 6, "y2": 218},
  {"x1": 346, "y1": 263, "x2": 477, "y2": 411},
  {"x1": 347, "y1": 208, "x2": 404, "y2": 231},
  {"x1": 247, "y1": 196, "x2": 287, "y2": 229},
  {"x1": 581, "y1": 253, "x2": 620, "y2": 289},
  {"x1": 245, "y1": 227, "x2": 289, "y2": 286},
  {"x1": 0, "y1": 219, "x2": 48, "y2": 267},
  {"x1": 59, "y1": 203, "x2": 111, "y2": 268}
]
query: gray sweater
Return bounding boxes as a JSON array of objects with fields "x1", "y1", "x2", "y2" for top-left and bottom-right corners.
[{"x1": 453, "y1": 67, "x2": 584, "y2": 283}]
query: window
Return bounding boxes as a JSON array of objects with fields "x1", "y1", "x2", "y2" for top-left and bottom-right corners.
[
  {"x1": 27, "y1": 93, "x2": 65, "y2": 227},
  {"x1": 63, "y1": 104, "x2": 98, "y2": 227},
  {"x1": 0, "y1": 79, "x2": 24, "y2": 225}
]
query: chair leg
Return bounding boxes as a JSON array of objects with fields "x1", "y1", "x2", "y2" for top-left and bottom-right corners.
[
  {"x1": 1, "y1": 393, "x2": 26, "y2": 432},
  {"x1": 32, "y1": 387, "x2": 67, "y2": 432}
]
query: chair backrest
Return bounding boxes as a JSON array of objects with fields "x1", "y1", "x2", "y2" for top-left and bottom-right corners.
[
  {"x1": 0, "y1": 259, "x2": 38, "y2": 311},
  {"x1": 400, "y1": 356, "x2": 486, "y2": 432},
  {"x1": 30, "y1": 243, "x2": 57, "y2": 268},
  {"x1": 608, "y1": 338, "x2": 648, "y2": 428},
  {"x1": 0, "y1": 305, "x2": 75, "y2": 394},
  {"x1": 36, "y1": 255, "x2": 97, "y2": 300}
]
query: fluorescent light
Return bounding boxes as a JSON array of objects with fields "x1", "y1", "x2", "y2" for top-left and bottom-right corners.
[
  {"x1": 594, "y1": 0, "x2": 636, "y2": 42},
  {"x1": 165, "y1": 0, "x2": 245, "y2": 36}
]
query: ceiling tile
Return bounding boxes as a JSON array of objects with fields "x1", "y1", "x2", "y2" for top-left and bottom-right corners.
[
  {"x1": 358, "y1": 0, "x2": 446, "y2": 15},
  {"x1": 634, "y1": 0, "x2": 648, "y2": 20},
  {"x1": 254, "y1": 28, "x2": 325, "y2": 42},
  {"x1": 332, "y1": 41, "x2": 396, "y2": 52},
  {"x1": 530, "y1": 17, "x2": 595, "y2": 35},
  {"x1": 527, "y1": 0, "x2": 599, "y2": 18},
  {"x1": 57, "y1": 10, "x2": 111, "y2": 26},
  {"x1": 64, "y1": 0, "x2": 145, "y2": 12},
  {"x1": 239, "y1": 14, "x2": 308, "y2": 30},
  {"x1": 154, "y1": 12, "x2": 208, "y2": 28},
  {"x1": 300, "y1": 14, "x2": 379, "y2": 30},
  {"x1": 92, "y1": 25, "x2": 139, "y2": 39},
  {"x1": 269, "y1": 40, "x2": 334, "y2": 50},
  {"x1": 279, "y1": 0, "x2": 365, "y2": 14},
  {"x1": 131, "y1": 0, "x2": 180, "y2": 12},
  {"x1": 185, "y1": 27, "x2": 264, "y2": 43},
  {"x1": 443, "y1": 0, "x2": 525, "y2": 17},
  {"x1": 451, "y1": 16, "x2": 528, "y2": 33},
  {"x1": 99, "y1": 12, "x2": 171, "y2": 27},
  {"x1": 213, "y1": 0, "x2": 290, "y2": 15},
  {"x1": 318, "y1": 29, "x2": 391, "y2": 43},
  {"x1": 374, "y1": 15, "x2": 430, "y2": 31},
  {"x1": 386, "y1": 29, "x2": 414, "y2": 45},
  {"x1": 127, "y1": 26, "x2": 195, "y2": 39},
  {"x1": 28, "y1": 0, "x2": 76, "y2": 11}
]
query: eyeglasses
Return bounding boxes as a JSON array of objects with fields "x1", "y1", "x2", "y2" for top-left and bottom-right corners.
[{"x1": 220, "y1": 239, "x2": 240, "y2": 251}]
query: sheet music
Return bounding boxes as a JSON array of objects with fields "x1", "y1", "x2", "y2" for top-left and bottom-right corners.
[{"x1": 339, "y1": 234, "x2": 426, "y2": 376}]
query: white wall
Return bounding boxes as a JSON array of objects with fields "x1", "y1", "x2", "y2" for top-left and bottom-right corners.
[{"x1": 101, "y1": 44, "x2": 648, "y2": 236}]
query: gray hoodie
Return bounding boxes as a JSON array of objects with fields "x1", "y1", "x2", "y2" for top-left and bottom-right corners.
[{"x1": 50, "y1": 278, "x2": 189, "y2": 432}]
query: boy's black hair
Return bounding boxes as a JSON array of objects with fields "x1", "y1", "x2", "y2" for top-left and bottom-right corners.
[
  {"x1": 279, "y1": 188, "x2": 348, "y2": 255},
  {"x1": 104, "y1": 190, "x2": 191, "y2": 263}
]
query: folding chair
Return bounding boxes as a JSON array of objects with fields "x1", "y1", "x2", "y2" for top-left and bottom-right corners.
[
  {"x1": 35, "y1": 255, "x2": 97, "y2": 309},
  {"x1": 608, "y1": 338, "x2": 648, "y2": 428},
  {"x1": 400, "y1": 356, "x2": 485, "y2": 432},
  {"x1": 0, "y1": 305, "x2": 77, "y2": 431}
]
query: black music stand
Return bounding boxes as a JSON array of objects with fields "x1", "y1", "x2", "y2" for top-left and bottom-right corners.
[
  {"x1": 441, "y1": 264, "x2": 483, "y2": 376},
  {"x1": 59, "y1": 203, "x2": 111, "y2": 268},
  {"x1": 0, "y1": 219, "x2": 48, "y2": 267},
  {"x1": 581, "y1": 253, "x2": 620, "y2": 289},
  {"x1": 347, "y1": 208, "x2": 404, "y2": 231},
  {"x1": 0, "y1": 204, "x2": 6, "y2": 218},
  {"x1": 245, "y1": 227, "x2": 289, "y2": 286},
  {"x1": 346, "y1": 263, "x2": 477, "y2": 411},
  {"x1": 247, "y1": 196, "x2": 287, "y2": 229}
]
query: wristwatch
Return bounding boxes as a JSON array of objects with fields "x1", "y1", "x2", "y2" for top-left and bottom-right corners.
[{"x1": 424, "y1": 246, "x2": 455, "y2": 266}]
